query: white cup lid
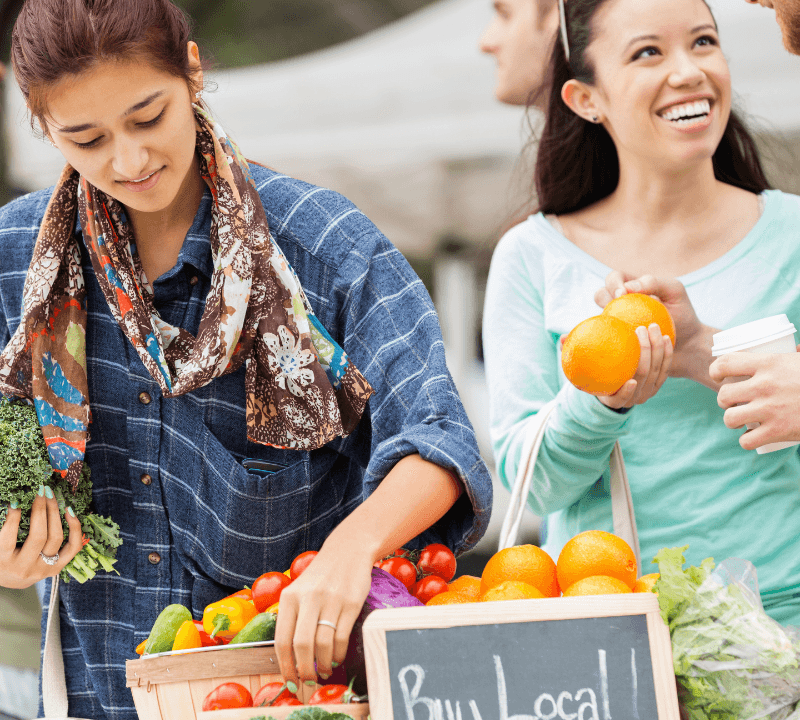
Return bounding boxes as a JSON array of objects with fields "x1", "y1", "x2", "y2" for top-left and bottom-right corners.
[{"x1": 712, "y1": 314, "x2": 797, "y2": 356}]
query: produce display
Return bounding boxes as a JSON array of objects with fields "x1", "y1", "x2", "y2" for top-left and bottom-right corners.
[
  {"x1": 0, "y1": 398, "x2": 122, "y2": 583},
  {"x1": 421, "y1": 530, "x2": 653, "y2": 605},
  {"x1": 654, "y1": 546, "x2": 800, "y2": 720}
]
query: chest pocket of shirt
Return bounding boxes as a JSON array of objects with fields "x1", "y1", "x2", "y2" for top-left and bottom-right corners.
[{"x1": 172, "y1": 420, "x2": 313, "y2": 584}]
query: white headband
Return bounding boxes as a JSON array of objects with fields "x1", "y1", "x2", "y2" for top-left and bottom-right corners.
[{"x1": 558, "y1": 0, "x2": 570, "y2": 61}]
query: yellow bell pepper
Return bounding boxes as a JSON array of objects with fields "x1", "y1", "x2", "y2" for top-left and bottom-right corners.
[
  {"x1": 202, "y1": 596, "x2": 258, "y2": 640},
  {"x1": 172, "y1": 620, "x2": 202, "y2": 652}
]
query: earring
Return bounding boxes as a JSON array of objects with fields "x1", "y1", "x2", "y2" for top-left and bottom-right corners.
[
  {"x1": 591, "y1": 115, "x2": 599, "y2": 123},
  {"x1": 45, "y1": 137, "x2": 56, "y2": 147},
  {"x1": 194, "y1": 90, "x2": 204, "y2": 103}
]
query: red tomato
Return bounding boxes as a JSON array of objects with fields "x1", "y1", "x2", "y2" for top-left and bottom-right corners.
[
  {"x1": 202, "y1": 682, "x2": 252, "y2": 711},
  {"x1": 253, "y1": 681, "x2": 297, "y2": 707},
  {"x1": 252, "y1": 572, "x2": 292, "y2": 612},
  {"x1": 417, "y1": 543, "x2": 457, "y2": 582},
  {"x1": 272, "y1": 697, "x2": 303, "y2": 706},
  {"x1": 378, "y1": 557, "x2": 417, "y2": 591},
  {"x1": 308, "y1": 683, "x2": 350, "y2": 704},
  {"x1": 412, "y1": 575, "x2": 449, "y2": 604},
  {"x1": 290, "y1": 550, "x2": 318, "y2": 580},
  {"x1": 193, "y1": 620, "x2": 222, "y2": 647}
]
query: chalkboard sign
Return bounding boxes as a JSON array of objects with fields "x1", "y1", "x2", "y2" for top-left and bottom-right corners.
[{"x1": 363, "y1": 593, "x2": 679, "y2": 720}]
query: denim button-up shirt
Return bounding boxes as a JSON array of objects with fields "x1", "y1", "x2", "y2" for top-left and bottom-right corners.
[{"x1": 0, "y1": 164, "x2": 492, "y2": 720}]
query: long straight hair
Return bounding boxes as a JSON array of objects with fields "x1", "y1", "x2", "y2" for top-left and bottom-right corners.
[{"x1": 534, "y1": 0, "x2": 770, "y2": 216}]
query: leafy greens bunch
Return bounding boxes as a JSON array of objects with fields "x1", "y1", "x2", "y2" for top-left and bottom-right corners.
[
  {"x1": 654, "y1": 546, "x2": 800, "y2": 720},
  {"x1": 0, "y1": 398, "x2": 121, "y2": 583}
]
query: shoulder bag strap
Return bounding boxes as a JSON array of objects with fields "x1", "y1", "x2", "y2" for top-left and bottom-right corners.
[
  {"x1": 498, "y1": 398, "x2": 642, "y2": 572},
  {"x1": 41, "y1": 575, "x2": 69, "y2": 718}
]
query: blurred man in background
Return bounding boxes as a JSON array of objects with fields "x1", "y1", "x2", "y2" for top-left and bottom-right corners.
[
  {"x1": 746, "y1": 0, "x2": 800, "y2": 53},
  {"x1": 480, "y1": 0, "x2": 559, "y2": 108}
]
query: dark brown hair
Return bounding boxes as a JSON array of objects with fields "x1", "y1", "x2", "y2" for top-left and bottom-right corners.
[
  {"x1": 11, "y1": 0, "x2": 200, "y2": 134},
  {"x1": 534, "y1": 0, "x2": 770, "y2": 215}
]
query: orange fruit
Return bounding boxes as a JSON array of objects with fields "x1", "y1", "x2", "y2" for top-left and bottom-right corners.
[
  {"x1": 603, "y1": 293, "x2": 676, "y2": 346},
  {"x1": 556, "y1": 530, "x2": 637, "y2": 591},
  {"x1": 480, "y1": 544, "x2": 559, "y2": 597},
  {"x1": 481, "y1": 580, "x2": 545, "y2": 602},
  {"x1": 561, "y1": 315, "x2": 641, "y2": 396},
  {"x1": 426, "y1": 591, "x2": 473, "y2": 606},
  {"x1": 562, "y1": 575, "x2": 633, "y2": 597},
  {"x1": 448, "y1": 575, "x2": 482, "y2": 601},
  {"x1": 633, "y1": 573, "x2": 660, "y2": 593}
]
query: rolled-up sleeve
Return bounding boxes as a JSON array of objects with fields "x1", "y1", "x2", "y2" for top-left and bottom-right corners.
[{"x1": 333, "y1": 230, "x2": 492, "y2": 555}]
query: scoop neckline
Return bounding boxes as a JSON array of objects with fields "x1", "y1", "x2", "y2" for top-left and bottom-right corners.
[{"x1": 531, "y1": 189, "x2": 777, "y2": 287}]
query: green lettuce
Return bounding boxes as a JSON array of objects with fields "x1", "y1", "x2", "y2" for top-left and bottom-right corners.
[{"x1": 654, "y1": 546, "x2": 800, "y2": 720}]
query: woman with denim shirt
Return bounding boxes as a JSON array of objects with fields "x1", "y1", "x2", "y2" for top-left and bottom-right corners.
[{"x1": 0, "y1": 1, "x2": 492, "y2": 717}]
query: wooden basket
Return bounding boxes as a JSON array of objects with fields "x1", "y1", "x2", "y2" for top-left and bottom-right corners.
[{"x1": 125, "y1": 643, "x2": 317, "y2": 720}]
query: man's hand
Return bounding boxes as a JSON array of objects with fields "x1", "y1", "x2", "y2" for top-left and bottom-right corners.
[{"x1": 710, "y1": 351, "x2": 800, "y2": 450}]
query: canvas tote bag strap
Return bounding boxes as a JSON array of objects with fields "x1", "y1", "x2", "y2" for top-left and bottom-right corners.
[
  {"x1": 37, "y1": 575, "x2": 80, "y2": 720},
  {"x1": 498, "y1": 398, "x2": 642, "y2": 572}
]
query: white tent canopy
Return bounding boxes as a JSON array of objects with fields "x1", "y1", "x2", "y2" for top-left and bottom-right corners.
[{"x1": 4, "y1": 0, "x2": 800, "y2": 252}]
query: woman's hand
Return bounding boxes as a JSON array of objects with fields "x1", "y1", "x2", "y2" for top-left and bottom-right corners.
[
  {"x1": 274, "y1": 539, "x2": 373, "y2": 686},
  {"x1": 595, "y1": 272, "x2": 719, "y2": 389},
  {"x1": 598, "y1": 323, "x2": 673, "y2": 409},
  {"x1": 273, "y1": 454, "x2": 462, "y2": 687},
  {"x1": 0, "y1": 487, "x2": 83, "y2": 588},
  {"x1": 711, "y1": 351, "x2": 800, "y2": 450}
]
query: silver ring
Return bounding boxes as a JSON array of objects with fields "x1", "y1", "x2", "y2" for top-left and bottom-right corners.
[
  {"x1": 317, "y1": 619, "x2": 337, "y2": 631},
  {"x1": 40, "y1": 551, "x2": 59, "y2": 566}
]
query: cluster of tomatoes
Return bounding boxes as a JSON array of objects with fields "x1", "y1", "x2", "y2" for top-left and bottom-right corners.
[
  {"x1": 249, "y1": 550, "x2": 318, "y2": 612},
  {"x1": 374, "y1": 543, "x2": 457, "y2": 604},
  {"x1": 202, "y1": 677, "x2": 357, "y2": 711}
]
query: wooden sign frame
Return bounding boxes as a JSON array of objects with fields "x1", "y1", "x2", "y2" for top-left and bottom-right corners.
[{"x1": 363, "y1": 593, "x2": 679, "y2": 720}]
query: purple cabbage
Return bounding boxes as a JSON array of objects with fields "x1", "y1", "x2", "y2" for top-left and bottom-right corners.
[{"x1": 326, "y1": 567, "x2": 423, "y2": 693}]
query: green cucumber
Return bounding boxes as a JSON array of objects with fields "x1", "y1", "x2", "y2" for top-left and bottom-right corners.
[
  {"x1": 228, "y1": 612, "x2": 277, "y2": 644},
  {"x1": 143, "y1": 604, "x2": 193, "y2": 655}
]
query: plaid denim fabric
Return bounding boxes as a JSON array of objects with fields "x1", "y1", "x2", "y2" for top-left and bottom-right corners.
[{"x1": 0, "y1": 165, "x2": 491, "y2": 720}]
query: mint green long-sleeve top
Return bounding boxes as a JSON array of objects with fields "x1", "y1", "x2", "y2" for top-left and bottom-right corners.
[{"x1": 483, "y1": 190, "x2": 800, "y2": 625}]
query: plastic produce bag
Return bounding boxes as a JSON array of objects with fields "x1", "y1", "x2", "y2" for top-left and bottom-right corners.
[{"x1": 654, "y1": 547, "x2": 800, "y2": 720}]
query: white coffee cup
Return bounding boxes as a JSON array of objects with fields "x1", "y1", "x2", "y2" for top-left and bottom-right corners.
[{"x1": 712, "y1": 314, "x2": 799, "y2": 454}]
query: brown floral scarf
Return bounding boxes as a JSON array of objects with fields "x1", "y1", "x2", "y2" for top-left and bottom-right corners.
[{"x1": 0, "y1": 106, "x2": 373, "y2": 490}]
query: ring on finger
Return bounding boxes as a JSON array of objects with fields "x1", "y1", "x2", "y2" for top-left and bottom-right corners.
[
  {"x1": 40, "y1": 551, "x2": 59, "y2": 566},
  {"x1": 317, "y1": 619, "x2": 337, "y2": 631}
]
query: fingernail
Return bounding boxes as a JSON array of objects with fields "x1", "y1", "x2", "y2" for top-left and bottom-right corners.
[
  {"x1": 286, "y1": 681, "x2": 298, "y2": 694},
  {"x1": 614, "y1": 287, "x2": 625, "y2": 298},
  {"x1": 44, "y1": 486, "x2": 54, "y2": 499},
  {"x1": 636, "y1": 326, "x2": 647, "y2": 339},
  {"x1": 305, "y1": 680, "x2": 317, "y2": 686},
  {"x1": 319, "y1": 673, "x2": 330, "y2": 680},
  {"x1": 37, "y1": 485, "x2": 45, "y2": 497},
  {"x1": 67, "y1": 506, "x2": 76, "y2": 517},
  {"x1": 628, "y1": 281, "x2": 641, "y2": 291},
  {"x1": 9, "y1": 500, "x2": 18, "y2": 509},
  {"x1": 331, "y1": 661, "x2": 339, "y2": 668}
]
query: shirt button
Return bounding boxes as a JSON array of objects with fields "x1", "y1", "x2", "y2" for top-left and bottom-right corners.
[
  {"x1": 138, "y1": 392, "x2": 152, "y2": 405},
  {"x1": 148, "y1": 552, "x2": 161, "y2": 565},
  {"x1": 189, "y1": 275, "x2": 199, "y2": 286},
  {"x1": 140, "y1": 473, "x2": 152, "y2": 486}
]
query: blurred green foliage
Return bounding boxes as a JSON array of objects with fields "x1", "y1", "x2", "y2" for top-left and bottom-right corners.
[{"x1": 175, "y1": 0, "x2": 438, "y2": 68}]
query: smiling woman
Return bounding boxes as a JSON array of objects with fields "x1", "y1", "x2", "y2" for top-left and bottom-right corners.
[
  {"x1": 484, "y1": 0, "x2": 800, "y2": 630},
  {"x1": 0, "y1": 1, "x2": 492, "y2": 719}
]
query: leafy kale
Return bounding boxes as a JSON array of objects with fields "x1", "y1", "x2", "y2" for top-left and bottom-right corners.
[
  {"x1": 654, "y1": 546, "x2": 800, "y2": 720},
  {"x1": 0, "y1": 398, "x2": 121, "y2": 583}
]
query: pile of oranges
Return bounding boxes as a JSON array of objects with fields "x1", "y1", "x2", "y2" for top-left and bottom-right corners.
[
  {"x1": 426, "y1": 530, "x2": 659, "y2": 605},
  {"x1": 561, "y1": 293, "x2": 676, "y2": 396}
]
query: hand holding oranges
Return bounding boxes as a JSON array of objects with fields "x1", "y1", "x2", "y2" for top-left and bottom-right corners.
[{"x1": 562, "y1": 293, "x2": 675, "y2": 407}]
